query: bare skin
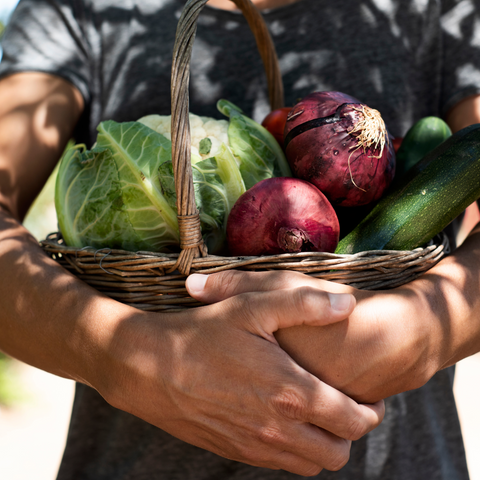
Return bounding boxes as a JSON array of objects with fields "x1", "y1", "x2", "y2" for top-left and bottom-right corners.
[
  {"x1": 188, "y1": 93, "x2": 480, "y2": 404},
  {"x1": 0, "y1": 72, "x2": 384, "y2": 476}
]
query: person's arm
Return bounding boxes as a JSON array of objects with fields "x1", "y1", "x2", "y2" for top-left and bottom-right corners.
[
  {"x1": 0, "y1": 72, "x2": 384, "y2": 476},
  {"x1": 188, "y1": 94, "x2": 480, "y2": 405}
]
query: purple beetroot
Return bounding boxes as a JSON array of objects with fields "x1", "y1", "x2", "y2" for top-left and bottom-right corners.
[
  {"x1": 284, "y1": 91, "x2": 396, "y2": 207},
  {"x1": 226, "y1": 177, "x2": 339, "y2": 256}
]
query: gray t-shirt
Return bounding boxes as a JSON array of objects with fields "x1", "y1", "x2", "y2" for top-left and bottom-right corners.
[{"x1": 1, "y1": 0, "x2": 479, "y2": 479}]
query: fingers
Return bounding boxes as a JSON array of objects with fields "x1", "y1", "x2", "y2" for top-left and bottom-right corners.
[
  {"x1": 264, "y1": 371, "x2": 385, "y2": 442},
  {"x1": 303, "y1": 381, "x2": 386, "y2": 441},
  {"x1": 186, "y1": 270, "x2": 355, "y2": 304},
  {"x1": 259, "y1": 379, "x2": 384, "y2": 473},
  {"x1": 187, "y1": 272, "x2": 356, "y2": 330},
  {"x1": 206, "y1": 411, "x2": 352, "y2": 475},
  {"x1": 278, "y1": 428, "x2": 352, "y2": 474},
  {"x1": 221, "y1": 375, "x2": 384, "y2": 474},
  {"x1": 234, "y1": 425, "x2": 352, "y2": 475},
  {"x1": 196, "y1": 374, "x2": 380, "y2": 475}
]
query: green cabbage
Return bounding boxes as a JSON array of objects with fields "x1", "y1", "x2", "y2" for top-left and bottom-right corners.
[
  {"x1": 55, "y1": 121, "x2": 180, "y2": 252},
  {"x1": 55, "y1": 101, "x2": 289, "y2": 254}
]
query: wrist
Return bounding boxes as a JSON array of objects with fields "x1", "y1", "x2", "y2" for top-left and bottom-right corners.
[
  {"x1": 393, "y1": 282, "x2": 447, "y2": 385},
  {"x1": 89, "y1": 308, "x2": 181, "y2": 414},
  {"x1": 62, "y1": 296, "x2": 140, "y2": 391}
]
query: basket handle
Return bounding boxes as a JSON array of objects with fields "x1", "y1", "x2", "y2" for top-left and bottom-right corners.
[{"x1": 169, "y1": 0, "x2": 284, "y2": 275}]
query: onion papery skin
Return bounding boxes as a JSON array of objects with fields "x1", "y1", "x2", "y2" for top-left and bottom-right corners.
[
  {"x1": 226, "y1": 177, "x2": 339, "y2": 256},
  {"x1": 284, "y1": 91, "x2": 396, "y2": 207}
]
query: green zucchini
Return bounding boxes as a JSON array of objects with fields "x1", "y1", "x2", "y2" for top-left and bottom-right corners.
[
  {"x1": 335, "y1": 124, "x2": 480, "y2": 254},
  {"x1": 394, "y1": 116, "x2": 452, "y2": 182},
  {"x1": 335, "y1": 117, "x2": 452, "y2": 240}
]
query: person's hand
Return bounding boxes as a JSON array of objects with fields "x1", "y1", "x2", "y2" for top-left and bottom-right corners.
[
  {"x1": 94, "y1": 280, "x2": 384, "y2": 477},
  {"x1": 185, "y1": 267, "x2": 462, "y2": 404}
]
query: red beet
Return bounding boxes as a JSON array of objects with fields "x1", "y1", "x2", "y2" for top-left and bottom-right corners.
[
  {"x1": 226, "y1": 177, "x2": 339, "y2": 256},
  {"x1": 284, "y1": 91, "x2": 396, "y2": 207}
]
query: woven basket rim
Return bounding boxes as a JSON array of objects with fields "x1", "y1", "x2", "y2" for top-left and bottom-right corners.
[
  {"x1": 41, "y1": 231, "x2": 449, "y2": 260},
  {"x1": 40, "y1": 231, "x2": 450, "y2": 310},
  {"x1": 41, "y1": 230, "x2": 450, "y2": 274}
]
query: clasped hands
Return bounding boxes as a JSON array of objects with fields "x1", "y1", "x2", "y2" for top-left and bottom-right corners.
[
  {"x1": 187, "y1": 269, "x2": 443, "y2": 404},
  {"x1": 100, "y1": 268, "x2": 447, "y2": 476},
  {"x1": 184, "y1": 269, "x2": 445, "y2": 470}
]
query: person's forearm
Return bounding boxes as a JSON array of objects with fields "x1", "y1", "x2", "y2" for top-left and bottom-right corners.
[
  {"x1": 272, "y1": 95, "x2": 480, "y2": 402},
  {"x1": 0, "y1": 209, "x2": 134, "y2": 387},
  {"x1": 188, "y1": 227, "x2": 480, "y2": 404},
  {"x1": 272, "y1": 228, "x2": 480, "y2": 403},
  {"x1": 0, "y1": 72, "x2": 125, "y2": 388}
]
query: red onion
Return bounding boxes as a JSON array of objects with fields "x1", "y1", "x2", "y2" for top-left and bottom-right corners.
[
  {"x1": 284, "y1": 91, "x2": 396, "y2": 207},
  {"x1": 226, "y1": 177, "x2": 339, "y2": 256}
]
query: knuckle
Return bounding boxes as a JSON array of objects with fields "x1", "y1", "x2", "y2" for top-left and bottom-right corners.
[
  {"x1": 344, "y1": 412, "x2": 368, "y2": 441},
  {"x1": 292, "y1": 286, "x2": 320, "y2": 317},
  {"x1": 214, "y1": 270, "x2": 245, "y2": 297},
  {"x1": 254, "y1": 425, "x2": 285, "y2": 448},
  {"x1": 324, "y1": 440, "x2": 351, "y2": 471},
  {"x1": 272, "y1": 388, "x2": 306, "y2": 420}
]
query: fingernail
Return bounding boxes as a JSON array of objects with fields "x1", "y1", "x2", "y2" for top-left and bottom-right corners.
[
  {"x1": 328, "y1": 293, "x2": 354, "y2": 313},
  {"x1": 186, "y1": 274, "x2": 208, "y2": 295}
]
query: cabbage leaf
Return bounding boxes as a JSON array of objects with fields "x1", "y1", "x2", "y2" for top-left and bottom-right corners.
[
  {"x1": 217, "y1": 99, "x2": 292, "y2": 190},
  {"x1": 56, "y1": 121, "x2": 180, "y2": 252}
]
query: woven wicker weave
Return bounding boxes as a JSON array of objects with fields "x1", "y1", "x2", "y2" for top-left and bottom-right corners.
[
  {"x1": 40, "y1": 0, "x2": 449, "y2": 311},
  {"x1": 41, "y1": 231, "x2": 449, "y2": 312}
]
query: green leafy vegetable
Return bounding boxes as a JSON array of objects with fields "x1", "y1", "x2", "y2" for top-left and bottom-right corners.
[
  {"x1": 56, "y1": 122, "x2": 180, "y2": 252},
  {"x1": 217, "y1": 99, "x2": 292, "y2": 189}
]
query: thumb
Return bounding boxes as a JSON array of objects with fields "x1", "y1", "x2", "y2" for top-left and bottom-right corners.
[
  {"x1": 238, "y1": 287, "x2": 355, "y2": 334},
  {"x1": 186, "y1": 272, "x2": 356, "y2": 329}
]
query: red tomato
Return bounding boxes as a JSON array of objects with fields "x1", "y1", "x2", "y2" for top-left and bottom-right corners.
[
  {"x1": 261, "y1": 107, "x2": 292, "y2": 149},
  {"x1": 392, "y1": 137, "x2": 403, "y2": 153}
]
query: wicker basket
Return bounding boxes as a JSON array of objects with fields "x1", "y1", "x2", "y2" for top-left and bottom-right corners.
[{"x1": 40, "y1": 0, "x2": 449, "y2": 311}]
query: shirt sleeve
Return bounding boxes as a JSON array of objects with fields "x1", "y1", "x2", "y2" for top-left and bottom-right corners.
[
  {"x1": 440, "y1": 0, "x2": 480, "y2": 116},
  {"x1": 0, "y1": 0, "x2": 91, "y2": 104}
]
